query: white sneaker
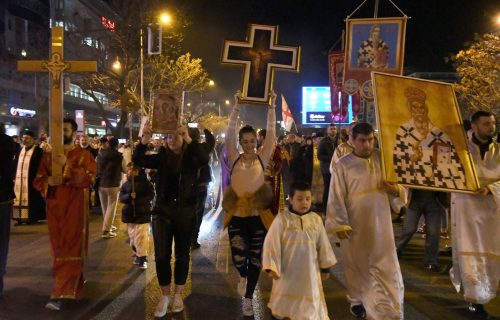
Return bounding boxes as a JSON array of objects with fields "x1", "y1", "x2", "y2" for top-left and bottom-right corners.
[
  {"x1": 243, "y1": 298, "x2": 253, "y2": 316},
  {"x1": 171, "y1": 293, "x2": 184, "y2": 313},
  {"x1": 237, "y1": 276, "x2": 247, "y2": 296},
  {"x1": 154, "y1": 295, "x2": 170, "y2": 318}
]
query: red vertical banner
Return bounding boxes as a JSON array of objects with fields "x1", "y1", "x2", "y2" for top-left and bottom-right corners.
[{"x1": 328, "y1": 51, "x2": 345, "y2": 122}]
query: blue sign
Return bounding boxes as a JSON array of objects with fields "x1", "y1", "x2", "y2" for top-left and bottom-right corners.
[{"x1": 302, "y1": 87, "x2": 352, "y2": 125}]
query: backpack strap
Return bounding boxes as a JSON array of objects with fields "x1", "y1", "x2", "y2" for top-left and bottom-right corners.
[{"x1": 230, "y1": 154, "x2": 265, "y2": 175}]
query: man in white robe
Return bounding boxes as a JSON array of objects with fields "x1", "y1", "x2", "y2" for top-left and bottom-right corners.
[
  {"x1": 326, "y1": 123, "x2": 404, "y2": 319},
  {"x1": 450, "y1": 111, "x2": 499, "y2": 315},
  {"x1": 12, "y1": 130, "x2": 45, "y2": 224}
]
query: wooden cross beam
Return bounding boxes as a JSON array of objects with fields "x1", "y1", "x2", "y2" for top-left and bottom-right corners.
[
  {"x1": 17, "y1": 26, "x2": 97, "y2": 179},
  {"x1": 221, "y1": 24, "x2": 300, "y2": 104}
]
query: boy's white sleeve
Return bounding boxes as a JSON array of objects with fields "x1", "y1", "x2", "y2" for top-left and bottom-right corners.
[
  {"x1": 262, "y1": 215, "x2": 282, "y2": 278},
  {"x1": 316, "y1": 216, "x2": 337, "y2": 269}
]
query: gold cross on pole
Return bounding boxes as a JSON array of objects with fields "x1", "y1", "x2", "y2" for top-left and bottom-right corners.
[{"x1": 17, "y1": 26, "x2": 97, "y2": 179}]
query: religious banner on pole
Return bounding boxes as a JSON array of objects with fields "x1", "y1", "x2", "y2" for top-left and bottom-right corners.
[
  {"x1": 372, "y1": 72, "x2": 480, "y2": 193},
  {"x1": 344, "y1": 18, "x2": 407, "y2": 100},
  {"x1": 221, "y1": 24, "x2": 300, "y2": 105},
  {"x1": 328, "y1": 50, "x2": 350, "y2": 123},
  {"x1": 281, "y1": 94, "x2": 295, "y2": 132},
  {"x1": 150, "y1": 90, "x2": 180, "y2": 134},
  {"x1": 17, "y1": 26, "x2": 96, "y2": 179}
]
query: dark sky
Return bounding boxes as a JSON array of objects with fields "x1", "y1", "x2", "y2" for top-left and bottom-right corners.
[{"x1": 171, "y1": 0, "x2": 497, "y2": 127}]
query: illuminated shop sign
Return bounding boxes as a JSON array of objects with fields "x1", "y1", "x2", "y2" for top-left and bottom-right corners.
[{"x1": 10, "y1": 107, "x2": 36, "y2": 117}]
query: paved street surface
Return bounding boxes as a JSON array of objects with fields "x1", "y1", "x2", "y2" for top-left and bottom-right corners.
[{"x1": 1, "y1": 196, "x2": 499, "y2": 320}]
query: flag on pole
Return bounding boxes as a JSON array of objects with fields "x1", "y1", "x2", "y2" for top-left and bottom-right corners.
[{"x1": 281, "y1": 94, "x2": 295, "y2": 132}]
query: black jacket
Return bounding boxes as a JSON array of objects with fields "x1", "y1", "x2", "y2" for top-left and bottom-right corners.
[
  {"x1": 317, "y1": 136, "x2": 338, "y2": 175},
  {"x1": 133, "y1": 141, "x2": 209, "y2": 210},
  {"x1": 0, "y1": 133, "x2": 16, "y2": 203},
  {"x1": 120, "y1": 173, "x2": 154, "y2": 224},
  {"x1": 197, "y1": 129, "x2": 216, "y2": 185},
  {"x1": 97, "y1": 148, "x2": 123, "y2": 188}
]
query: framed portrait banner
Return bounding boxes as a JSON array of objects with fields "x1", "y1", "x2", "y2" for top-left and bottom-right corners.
[
  {"x1": 221, "y1": 24, "x2": 300, "y2": 105},
  {"x1": 150, "y1": 90, "x2": 180, "y2": 134},
  {"x1": 372, "y1": 72, "x2": 480, "y2": 193},
  {"x1": 344, "y1": 18, "x2": 407, "y2": 99}
]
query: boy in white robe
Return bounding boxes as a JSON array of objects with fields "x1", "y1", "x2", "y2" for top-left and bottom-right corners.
[
  {"x1": 450, "y1": 111, "x2": 499, "y2": 316},
  {"x1": 263, "y1": 181, "x2": 337, "y2": 320},
  {"x1": 326, "y1": 123, "x2": 404, "y2": 320}
]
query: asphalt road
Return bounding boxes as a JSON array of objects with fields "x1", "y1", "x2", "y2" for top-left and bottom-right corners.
[{"x1": 0, "y1": 197, "x2": 498, "y2": 320}]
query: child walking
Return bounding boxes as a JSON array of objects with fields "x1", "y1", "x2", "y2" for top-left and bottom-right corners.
[
  {"x1": 262, "y1": 181, "x2": 337, "y2": 320},
  {"x1": 119, "y1": 163, "x2": 154, "y2": 269}
]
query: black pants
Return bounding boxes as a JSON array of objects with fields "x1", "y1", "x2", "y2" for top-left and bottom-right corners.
[
  {"x1": 152, "y1": 204, "x2": 196, "y2": 286},
  {"x1": 192, "y1": 185, "x2": 208, "y2": 243},
  {"x1": 228, "y1": 216, "x2": 266, "y2": 298}
]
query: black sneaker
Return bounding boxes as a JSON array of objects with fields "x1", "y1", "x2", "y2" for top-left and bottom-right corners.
[
  {"x1": 350, "y1": 304, "x2": 366, "y2": 318},
  {"x1": 138, "y1": 257, "x2": 148, "y2": 270},
  {"x1": 425, "y1": 264, "x2": 441, "y2": 273},
  {"x1": 191, "y1": 242, "x2": 201, "y2": 249},
  {"x1": 467, "y1": 302, "x2": 486, "y2": 314},
  {"x1": 45, "y1": 299, "x2": 63, "y2": 311}
]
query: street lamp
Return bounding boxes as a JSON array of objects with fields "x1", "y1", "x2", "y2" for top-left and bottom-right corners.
[
  {"x1": 159, "y1": 13, "x2": 172, "y2": 25},
  {"x1": 208, "y1": 80, "x2": 215, "y2": 87},
  {"x1": 140, "y1": 12, "x2": 173, "y2": 117},
  {"x1": 225, "y1": 99, "x2": 230, "y2": 105},
  {"x1": 112, "y1": 57, "x2": 121, "y2": 71}
]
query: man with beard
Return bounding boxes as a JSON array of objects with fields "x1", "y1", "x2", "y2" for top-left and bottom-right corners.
[
  {"x1": 326, "y1": 123, "x2": 404, "y2": 319},
  {"x1": 450, "y1": 111, "x2": 499, "y2": 316},
  {"x1": 33, "y1": 118, "x2": 96, "y2": 311},
  {"x1": 79, "y1": 135, "x2": 98, "y2": 158},
  {"x1": 12, "y1": 129, "x2": 45, "y2": 224},
  {"x1": 393, "y1": 87, "x2": 466, "y2": 190}
]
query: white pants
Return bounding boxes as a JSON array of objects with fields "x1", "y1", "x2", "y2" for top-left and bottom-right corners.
[
  {"x1": 99, "y1": 187, "x2": 120, "y2": 232},
  {"x1": 127, "y1": 223, "x2": 150, "y2": 257}
]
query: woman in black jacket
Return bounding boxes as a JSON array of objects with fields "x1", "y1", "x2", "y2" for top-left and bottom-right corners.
[{"x1": 133, "y1": 125, "x2": 209, "y2": 317}]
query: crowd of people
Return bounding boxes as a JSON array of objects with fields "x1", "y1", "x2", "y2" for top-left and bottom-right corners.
[{"x1": 0, "y1": 97, "x2": 498, "y2": 319}]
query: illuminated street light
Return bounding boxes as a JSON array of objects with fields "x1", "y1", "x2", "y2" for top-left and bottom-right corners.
[
  {"x1": 112, "y1": 57, "x2": 121, "y2": 71},
  {"x1": 225, "y1": 99, "x2": 230, "y2": 105},
  {"x1": 21, "y1": 49, "x2": 27, "y2": 57},
  {"x1": 208, "y1": 80, "x2": 215, "y2": 87},
  {"x1": 160, "y1": 13, "x2": 172, "y2": 25}
]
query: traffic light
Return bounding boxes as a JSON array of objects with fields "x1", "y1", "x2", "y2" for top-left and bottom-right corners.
[{"x1": 148, "y1": 23, "x2": 162, "y2": 55}]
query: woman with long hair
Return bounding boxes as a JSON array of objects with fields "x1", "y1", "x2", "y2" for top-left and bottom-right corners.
[{"x1": 222, "y1": 90, "x2": 276, "y2": 316}]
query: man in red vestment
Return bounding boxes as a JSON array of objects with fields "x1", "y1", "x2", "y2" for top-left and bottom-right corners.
[{"x1": 33, "y1": 118, "x2": 96, "y2": 311}]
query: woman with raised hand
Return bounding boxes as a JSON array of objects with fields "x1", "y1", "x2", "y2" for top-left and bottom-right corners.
[{"x1": 222, "y1": 90, "x2": 276, "y2": 317}]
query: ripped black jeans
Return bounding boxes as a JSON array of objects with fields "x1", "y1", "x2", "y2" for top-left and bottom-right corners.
[{"x1": 227, "y1": 216, "x2": 266, "y2": 299}]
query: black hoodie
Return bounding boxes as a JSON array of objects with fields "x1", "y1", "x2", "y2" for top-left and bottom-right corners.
[{"x1": 97, "y1": 148, "x2": 123, "y2": 188}]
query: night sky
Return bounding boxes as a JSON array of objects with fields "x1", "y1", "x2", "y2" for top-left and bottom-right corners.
[{"x1": 171, "y1": 0, "x2": 497, "y2": 127}]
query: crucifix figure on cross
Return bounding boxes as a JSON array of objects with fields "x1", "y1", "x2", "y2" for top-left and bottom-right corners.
[
  {"x1": 17, "y1": 26, "x2": 96, "y2": 181},
  {"x1": 221, "y1": 24, "x2": 300, "y2": 104}
]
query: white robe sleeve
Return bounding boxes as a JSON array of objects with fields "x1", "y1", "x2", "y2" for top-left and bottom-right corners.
[
  {"x1": 262, "y1": 215, "x2": 283, "y2": 277},
  {"x1": 316, "y1": 218, "x2": 337, "y2": 269},
  {"x1": 487, "y1": 179, "x2": 500, "y2": 208},
  {"x1": 325, "y1": 162, "x2": 353, "y2": 236}
]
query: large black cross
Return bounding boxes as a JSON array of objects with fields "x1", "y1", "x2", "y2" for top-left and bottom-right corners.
[{"x1": 221, "y1": 24, "x2": 300, "y2": 104}]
